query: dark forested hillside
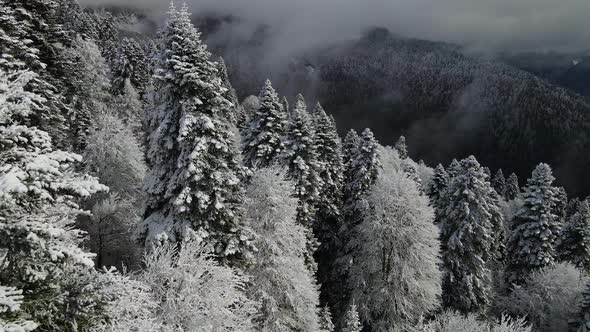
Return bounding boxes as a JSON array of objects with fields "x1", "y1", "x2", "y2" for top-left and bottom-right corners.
[{"x1": 206, "y1": 25, "x2": 590, "y2": 196}]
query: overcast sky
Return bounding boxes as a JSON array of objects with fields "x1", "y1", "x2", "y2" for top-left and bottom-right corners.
[{"x1": 82, "y1": 0, "x2": 590, "y2": 54}]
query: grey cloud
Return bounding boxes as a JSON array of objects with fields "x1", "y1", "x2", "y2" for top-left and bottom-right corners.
[{"x1": 82, "y1": 0, "x2": 590, "y2": 54}]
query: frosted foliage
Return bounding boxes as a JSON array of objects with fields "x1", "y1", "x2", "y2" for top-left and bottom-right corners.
[
  {"x1": 0, "y1": 69, "x2": 106, "y2": 212},
  {"x1": 0, "y1": 68, "x2": 105, "y2": 281},
  {"x1": 140, "y1": 241, "x2": 257, "y2": 331},
  {"x1": 348, "y1": 157, "x2": 442, "y2": 329},
  {"x1": 242, "y1": 168, "x2": 322, "y2": 331},
  {"x1": 83, "y1": 111, "x2": 145, "y2": 195},
  {"x1": 0, "y1": 285, "x2": 37, "y2": 332},
  {"x1": 139, "y1": 4, "x2": 246, "y2": 256},
  {"x1": 411, "y1": 312, "x2": 531, "y2": 332},
  {"x1": 497, "y1": 262, "x2": 586, "y2": 332},
  {"x1": 89, "y1": 268, "x2": 162, "y2": 332}
]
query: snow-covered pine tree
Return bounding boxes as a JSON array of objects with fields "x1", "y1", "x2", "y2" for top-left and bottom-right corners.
[
  {"x1": 576, "y1": 282, "x2": 590, "y2": 332},
  {"x1": 217, "y1": 57, "x2": 246, "y2": 127},
  {"x1": 507, "y1": 163, "x2": 561, "y2": 283},
  {"x1": 493, "y1": 169, "x2": 507, "y2": 198},
  {"x1": 320, "y1": 306, "x2": 335, "y2": 332},
  {"x1": 560, "y1": 200, "x2": 590, "y2": 273},
  {"x1": 447, "y1": 158, "x2": 461, "y2": 178},
  {"x1": 137, "y1": 4, "x2": 248, "y2": 257},
  {"x1": 343, "y1": 128, "x2": 380, "y2": 223},
  {"x1": 0, "y1": 67, "x2": 107, "y2": 328},
  {"x1": 439, "y1": 156, "x2": 503, "y2": 313},
  {"x1": 91, "y1": 10, "x2": 119, "y2": 65},
  {"x1": 112, "y1": 37, "x2": 149, "y2": 94},
  {"x1": 554, "y1": 186, "x2": 568, "y2": 223},
  {"x1": 428, "y1": 164, "x2": 449, "y2": 209},
  {"x1": 242, "y1": 79, "x2": 288, "y2": 168},
  {"x1": 506, "y1": 172, "x2": 520, "y2": 200},
  {"x1": 284, "y1": 94, "x2": 323, "y2": 226},
  {"x1": 342, "y1": 304, "x2": 362, "y2": 332},
  {"x1": 395, "y1": 135, "x2": 408, "y2": 159},
  {"x1": 348, "y1": 154, "x2": 441, "y2": 329},
  {"x1": 313, "y1": 102, "x2": 344, "y2": 220},
  {"x1": 342, "y1": 129, "x2": 361, "y2": 170},
  {"x1": 242, "y1": 168, "x2": 322, "y2": 331},
  {"x1": 0, "y1": 0, "x2": 69, "y2": 144}
]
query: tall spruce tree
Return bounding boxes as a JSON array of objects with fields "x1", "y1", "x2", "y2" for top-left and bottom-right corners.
[
  {"x1": 439, "y1": 156, "x2": 503, "y2": 313},
  {"x1": 447, "y1": 158, "x2": 461, "y2": 178},
  {"x1": 313, "y1": 103, "x2": 344, "y2": 220},
  {"x1": 342, "y1": 129, "x2": 360, "y2": 170},
  {"x1": 560, "y1": 200, "x2": 590, "y2": 273},
  {"x1": 343, "y1": 128, "x2": 380, "y2": 223},
  {"x1": 506, "y1": 172, "x2": 520, "y2": 200},
  {"x1": 428, "y1": 164, "x2": 449, "y2": 208},
  {"x1": 242, "y1": 79, "x2": 287, "y2": 168},
  {"x1": 506, "y1": 163, "x2": 560, "y2": 283},
  {"x1": 395, "y1": 135, "x2": 408, "y2": 159},
  {"x1": 138, "y1": 4, "x2": 248, "y2": 257},
  {"x1": 284, "y1": 94, "x2": 323, "y2": 226},
  {"x1": 492, "y1": 169, "x2": 506, "y2": 198}
]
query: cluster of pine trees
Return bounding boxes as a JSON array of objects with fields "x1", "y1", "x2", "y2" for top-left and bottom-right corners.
[{"x1": 2, "y1": 1, "x2": 590, "y2": 331}]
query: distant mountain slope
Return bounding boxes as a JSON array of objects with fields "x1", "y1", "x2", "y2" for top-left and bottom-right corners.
[{"x1": 116, "y1": 10, "x2": 590, "y2": 196}]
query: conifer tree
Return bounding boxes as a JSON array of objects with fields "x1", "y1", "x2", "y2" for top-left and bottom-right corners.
[
  {"x1": 439, "y1": 156, "x2": 503, "y2": 313},
  {"x1": 313, "y1": 103, "x2": 344, "y2": 220},
  {"x1": 0, "y1": 68, "x2": 107, "y2": 329},
  {"x1": 447, "y1": 158, "x2": 461, "y2": 178},
  {"x1": 507, "y1": 163, "x2": 560, "y2": 283},
  {"x1": 242, "y1": 79, "x2": 288, "y2": 168},
  {"x1": 112, "y1": 37, "x2": 149, "y2": 94},
  {"x1": 284, "y1": 94, "x2": 323, "y2": 226},
  {"x1": 428, "y1": 164, "x2": 449, "y2": 208},
  {"x1": 217, "y1": 57, "x2": 246, "y2": 126},
  {"x1": 138, "y1": 4, "x2": 248, "y2": 257},
  {"x1": 506, "y1": 172, "x2": 520, "y2": 200},
  {"x1": 343, "y1": 128, "x2": 381, "y2": 222},
  {"x1": 492, "y1": 169, "x2": 507, "y2": 198},
  {"x1": 395, "y1": 135, "x2": 408, "y2": 159},
  {"x1": 342, "y1": 129, "x2": 361, "y2": 169},
  {"x1": 320, "y1": 306, "x2": 335, "y2": 332},
  {"x1": 342, "y1": 304, "x2": 362, "y2": 332},
  {"x1": 560, "y1": 200, "x2": 590, "y2": 273},
  {"x1": 0, "y1": 0, "x2": 70, "y2": 144}
]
